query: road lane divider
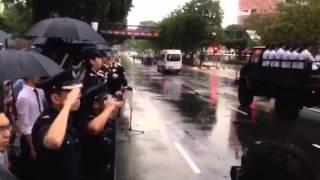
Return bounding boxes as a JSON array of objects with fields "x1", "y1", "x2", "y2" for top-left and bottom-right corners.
[
  {"x1": 312, "y1": 144, "x2": 320, "y2": 149},
  {"x1": 227, "y1": 105, "x2": 249, "y2": 116},
  {"x1": 174, "y1": 142, "x2": 201, "y2": 174},
  {"x1": 304, "y1": 107, "x2": 320, "y2": 113}
]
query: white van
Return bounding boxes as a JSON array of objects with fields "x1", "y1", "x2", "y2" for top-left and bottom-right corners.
[{"x1": 157, "y1": 49, "x2": 182, "y2": 74}]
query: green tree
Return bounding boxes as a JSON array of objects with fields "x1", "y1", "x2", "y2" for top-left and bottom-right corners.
[
  {"x1": 243, "y1": 0, "x2": 320, "y2": 45},
  {"x1": 155, "y1": 0, "x2": 223, "y2": 53},
  {"x1": 0, "y1": 1, "x2": 31, "y2": 36},
  {"x1": 223, "y1": 24, "x2": 250, "y2": 58},
  {"x1": 182, "y1": 0, "x2": 223, "y2": 44},
  {"x1": 1, "y1": 0, "x2": 133, "y2": 27},
  {"x1": 242, "y1": 14, "x2": 276, "y2": 44}
]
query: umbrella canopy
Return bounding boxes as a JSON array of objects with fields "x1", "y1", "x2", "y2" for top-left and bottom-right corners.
[
  {"x1": 0, "y1": 50, "x2": 63, "y2": 82},
  {"x1": 96, "y1": 43, "x2": 110, "y2": 51},
  {"x1": 26, "y1": 17, "x2": 106, "y2": 43}
]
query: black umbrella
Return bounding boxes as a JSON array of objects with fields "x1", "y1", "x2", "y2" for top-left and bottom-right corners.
[
  {"x1": 96, "y1": 43, "x2": 110, "y2": 51},
  {"x1": 0, "y1": 50, "x2": 63, "y2": 82},
  {"x1": 68, "y1": 40, "x2": 110, "y2": 50},
  {"x1": 26, "y1": 17, "x2": 106, "y2": 43}
]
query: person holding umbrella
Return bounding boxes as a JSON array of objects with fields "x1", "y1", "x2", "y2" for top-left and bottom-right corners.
[
  {"x1": 106, "y1": 59, "x2": 128, "y2": 98},
  {"x1": 0, "y1": 50, "x2": 62, "y2": 180},
  {"x1": 32, "y1": 71, "x2": 82, "y2": 180},
  {"x1": 82, "y1": 46, "x2": 105, "y2": 92},
  {"x1": 15, "y1": 76, "x2": 46, "y2": 180},
  {"x1": 100, "y1": 50, "x2": 113, "y2": 75}
]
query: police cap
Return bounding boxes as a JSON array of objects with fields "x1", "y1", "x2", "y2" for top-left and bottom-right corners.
[
  {"x1": 81, "y1": 82, "x2": 109, "y2": 104},
  {"x1": 39, "y1": 70, "x2": 82, "y2": 94},
  {"x1": 82, "y1": 46, "x2": 103, "y2": 61}
]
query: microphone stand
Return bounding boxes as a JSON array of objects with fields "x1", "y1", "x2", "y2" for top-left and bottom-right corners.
[{"x1": 121, "y1": 87, "x2": 144, "y2": 135}]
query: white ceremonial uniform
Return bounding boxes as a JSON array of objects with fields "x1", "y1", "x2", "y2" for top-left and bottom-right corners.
[
  {"x1": 298, "y1": 49, "x2": 316, "y2": 70},
  {"x1": 262, "y1": 49, "x2": 271, "y2": 60},
  {"x1": 270, "y1": 49, "x2": 278, "y2": 67},
  {"x1": 289, "y1": 50, "x2": 299, "y2": 60},
  {"x1": 314, "y1": 55, "x2": 320, "y2": 70},
  {"x1": 262, "y1": 49, "x2": 271, "y2": 67},
  {"x1": 281, "y1": 50, "x2": 292, "y2": 68},
  {"x1": 269, "y1": 50, "x2": 276, "y2": 59},
  {"x1": 275, "y1": 48, "x2": 285, "y2": 60}
]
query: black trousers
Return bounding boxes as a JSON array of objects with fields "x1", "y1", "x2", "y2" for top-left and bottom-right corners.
[
  {"x1": 82, "y1": 164, "x2": 113, "y2": 180},
  {"x1": 19, "y1": 135, "x2": 38, "y2": 180}
]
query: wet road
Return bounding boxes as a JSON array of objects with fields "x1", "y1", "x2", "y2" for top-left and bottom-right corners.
[{"x1": 116, "y1": 54, "x2": 320, "y2": 180}]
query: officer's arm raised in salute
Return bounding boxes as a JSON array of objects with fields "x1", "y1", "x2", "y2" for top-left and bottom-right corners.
[
  {"x1": 43, "y1": 87, "x2": 81, "y2": 149},
  {"x1": 87, "y1": 98, "x2": 123, "y2": 135}
]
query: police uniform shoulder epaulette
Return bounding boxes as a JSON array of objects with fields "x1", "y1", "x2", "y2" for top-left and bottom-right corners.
[{"x1": 41, "y1": 115, "x2": 51, "y2": 119}]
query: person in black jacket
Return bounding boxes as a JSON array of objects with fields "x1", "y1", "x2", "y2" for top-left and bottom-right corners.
[
  {"x1": 106, "y1": 61, "x2": 128, "y2": 96},
  {"x1": 32, "y1": 71, "x2": 82, "y2": 180},
  {"x1": 82, "y1": 46, "x2": 105, "y2": 92},
  {"x1": 76, "y1": 82, "x2": 123, "y2": 180}
]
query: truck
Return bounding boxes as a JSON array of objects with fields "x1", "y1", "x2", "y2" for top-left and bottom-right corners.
[{"x1": 238, "y1": 46, "x2": 320, "y2": 120}]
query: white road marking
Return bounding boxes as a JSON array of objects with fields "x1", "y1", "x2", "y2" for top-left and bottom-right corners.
[
  {"x1": 305, "y1": 107, "x2": 320, "y2": 113},
  {"x1": 174, "y1": 142, "x2": 201, "y2": 174},
  {"x1": 312, "y1": 144, "x2": 320, "y2": 149},
  {"x1": 227, "y1": 105, "x2": 249, "y2": 116}
]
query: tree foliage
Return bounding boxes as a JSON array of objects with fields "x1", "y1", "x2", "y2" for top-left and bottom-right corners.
[
  {"x1": 223, "y1": 24, "x2": 250, "y2": 58},
  {"x1": 127, "y1": 40, "x2": 155, "y2": 54},
  {"x1": 154, "y1": 0, "x2": 223, "y2": 53},
  {"x1": 1, "y1": 0, "x2": 133, "y2": 27},
  {"x1": 242, "y1": 14, "x2": 275, "y2": 44},
  {"x1": 243, "y1": 0, "x2": 320, "y2": 45},
  {"x1": 0, "y1": 1, "x2": 31, "y2": 36}
]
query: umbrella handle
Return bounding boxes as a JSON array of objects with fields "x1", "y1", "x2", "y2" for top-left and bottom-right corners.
[{"x1": 60, "y1": 54, "x2": 69, "y2": 68}]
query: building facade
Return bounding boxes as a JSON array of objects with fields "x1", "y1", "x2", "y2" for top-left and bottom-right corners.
[{"x1": 238, "y1": 0, "x2": 287, "y2": 24}]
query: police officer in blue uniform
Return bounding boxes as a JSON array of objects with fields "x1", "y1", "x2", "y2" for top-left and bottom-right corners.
[
  {"x1": 82, "y1": 46, "x2": 105, "y2": 92},
  {"x1": 76, "y1": 82, "x2": 123, "y2": 180},
  {"x1": 32, "y1": 71, "x2": 82, "y2": 180}
]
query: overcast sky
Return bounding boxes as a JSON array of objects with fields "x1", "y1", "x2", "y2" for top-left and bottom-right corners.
[{"x1": 128, "y1": 0, "x2": 239, "y2": 27}]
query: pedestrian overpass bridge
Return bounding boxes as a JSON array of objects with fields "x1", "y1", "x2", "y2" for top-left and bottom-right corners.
[{"x1": 100, "y1": 24, "x2": 159, "y2": 45}]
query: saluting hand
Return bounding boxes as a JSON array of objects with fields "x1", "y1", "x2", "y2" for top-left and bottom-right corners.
[
  {"x1": 104, "y1": 98, "x2": 123, "y2": 109},
  {"x1": 64, "y1": 87, "x2": 81, "y2": 108}
]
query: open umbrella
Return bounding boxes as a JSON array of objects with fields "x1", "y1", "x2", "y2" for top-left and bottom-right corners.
[
  {"x1": 26, "y1": 17, "x2": 106, "y2": 43},
  {"x1": 0, "y1": 50, "x2": 63, "y2": 82}
]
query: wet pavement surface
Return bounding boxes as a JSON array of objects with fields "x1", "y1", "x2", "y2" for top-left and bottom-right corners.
[{"x1": 116, "y1": 55, "x2": 320, "y2": 180}]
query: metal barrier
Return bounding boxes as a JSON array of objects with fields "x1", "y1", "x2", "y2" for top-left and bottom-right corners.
[
  {"x1": 262, "y1": 59, "x2": 307, "y2": 69},
  {"x1": 261, "y1": 60, "x2": 320, "y2": 71}
]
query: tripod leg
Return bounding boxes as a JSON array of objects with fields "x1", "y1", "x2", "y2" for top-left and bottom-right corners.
[{"x1": 129, "y1": 106, "x2": 133, "y2": 131}]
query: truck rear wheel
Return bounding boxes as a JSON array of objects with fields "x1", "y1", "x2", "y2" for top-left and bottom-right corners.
[
  {"x1": 275, "y1": 98, "x2": 299, "y2": 121},
  {"x1": 238, "y1": 79, "x2": 253, "y2": 107}
]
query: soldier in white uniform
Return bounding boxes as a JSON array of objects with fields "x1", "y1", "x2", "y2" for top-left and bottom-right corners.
[
  {"x1": 298, "y1": 45, "x2": 315, "y2": 61},
  {"x1": 298, "y1": 45, "x2": 316, "y2": 70},
  {"x1": 262, "y1": 46, "x2": 271, "y2": 60},
  {"x1": 289, "y1": 47, "x2": 300, "y2": 61},
  {"x1": 281, "y1": 46, "x2": 292, "y2": 68},
  {"x1": 262, "y1": 46, "x2": 272, "y2": 67},
  {"x1": 313, "y1": 48, "x2": 320, "y2": 70},
  {"x1": 275, "y1": 45, "x2": 286, "y2": 60},
  {"x1": 270, "y1": 46, "x2": 278, "y2": 67}
]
